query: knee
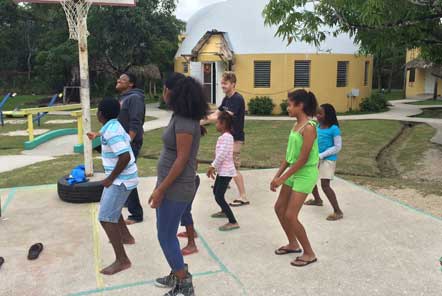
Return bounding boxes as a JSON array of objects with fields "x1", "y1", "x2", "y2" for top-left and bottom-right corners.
[
  {"x1": 274, "y1": 203, "x2": 284, "y2": 215},
  {"x1": 285, "y1": 210, "x2": 299, "y2": 224}
]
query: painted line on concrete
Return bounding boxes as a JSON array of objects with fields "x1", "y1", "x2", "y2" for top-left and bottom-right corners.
[
  {"x1": 0, "y1": 183, "x2": 56, "y2": 192},
  {"x1": 197, "y1": 231, "x2": 247, "y2": 295},
  {"x1": 67, "y1": 270, "x2": 223, "y2": 296},
  {"x1": 90, "y1": 204, "x2": 105, "y2": 290},
  {"x1": 1, "y1": 188, "x2": 16, "y2": 214},
  {"x1": 336, "y1": 176, "x2": 442, "y2": 222}
]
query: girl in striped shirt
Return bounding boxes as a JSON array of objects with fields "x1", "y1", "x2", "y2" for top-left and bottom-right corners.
[{"x1": 207, "y1": 112, "x2": 240, "y2": 231}]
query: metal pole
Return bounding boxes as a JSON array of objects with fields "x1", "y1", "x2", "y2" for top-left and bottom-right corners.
[{"x1": 78, "y1": 16, "x2": 93, "y2": 176}]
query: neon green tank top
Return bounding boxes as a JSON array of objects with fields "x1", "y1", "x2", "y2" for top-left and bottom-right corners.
[{"x1": 285, "y1": 120, "x2": 319, "y2": 166}]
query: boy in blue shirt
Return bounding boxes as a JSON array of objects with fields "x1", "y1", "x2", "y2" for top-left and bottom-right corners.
[{"x1": 87, "y1": 98, "x2": 138, "y2": 275}]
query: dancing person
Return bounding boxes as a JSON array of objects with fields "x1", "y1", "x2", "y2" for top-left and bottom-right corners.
[
  {"x1": 207, "y1": 111, "x2": 240, "y2": 231},
  {"x1": 87, "y1": 98, "x2": 138, "y2": 275},
  {"x1": 116, "y1": 72, "x2": 145, "y2": 225},
  {"x1": 305, "y1": 103, "x2": 343, "y2": 221},
  {"x1": 201, "y1": 72, "x2": 248, "y2": 207},
  {"x1": 271, "y1": 89, "x2": 319, "y2": 267},
  {"x1": 151, "y1": 74, "x2": 208, "y2": 296}
]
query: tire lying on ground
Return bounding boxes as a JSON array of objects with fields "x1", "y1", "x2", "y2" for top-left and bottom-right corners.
[{"x1": 57, "y1": 175, "x2": 104, "y2": 203}]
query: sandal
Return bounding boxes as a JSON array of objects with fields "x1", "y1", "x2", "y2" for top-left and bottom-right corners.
[
  {"x1": 177, "y1": 231, "x2": 198, "y2": 238},
  {"x1": 181, "y1": 247, "x2": 199, "y2": 256},
  {"x1": 28, "y1": 243, "x2": 43, "y2": 260},
  {"x1": 229, "y1": 200, "x2": 250, "y2": 207},
  {"x1": 290, "y1": 257, "x2": 318, "y2": 267},
  {"x1": 211, "y1": 212, "x2": 227, "y2": 218},
  {"x1": 219, "y1": 223, "x2": 240, "y2": 232},
  {"x1": 274, "y1": 247, "x2": 302, "y2": 255},
  {"x1": 304, "y1": 199, "x2": 323, "y2": 206},
  {"x1": 326, "y1": 212, "x2": 344, "y2": 221}
]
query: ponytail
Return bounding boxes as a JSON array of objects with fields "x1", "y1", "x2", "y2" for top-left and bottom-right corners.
[{"x1": 288, "y1": 89, "x2": 318, "y2": 117}]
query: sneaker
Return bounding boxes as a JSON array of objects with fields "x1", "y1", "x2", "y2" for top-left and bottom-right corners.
[
  {"x1": 164, "y1": 273, "x2": 195, "y2": 296},
  {"x1": 155, "y1": 264, "x2": 188, "y2": 288}
]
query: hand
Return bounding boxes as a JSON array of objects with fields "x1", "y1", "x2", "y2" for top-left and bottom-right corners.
[
  {"x1": 102, "y1": 177, "x2": 113, "y2": 188},
  {"x1": 87, "y1": 132, "x2": 99, "y2": 140},
  {"x1": 149, "y1": 188, "x2": 164, "y2": 209},
  {"x1": 270, "y1": 177, "x2": 284, "y2": 192},
  {"x1": 207, "y1": 166, "x2": 216, "y2": 179}
]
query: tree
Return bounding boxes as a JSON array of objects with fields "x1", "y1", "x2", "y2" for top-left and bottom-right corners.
[{"x1": 263, "y1": 0, "x2": 442, "y2": 96}]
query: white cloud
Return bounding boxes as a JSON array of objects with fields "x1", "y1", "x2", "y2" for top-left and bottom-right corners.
[{"x1": 175, "y1": 0, "x2": 224, "y2": 21}]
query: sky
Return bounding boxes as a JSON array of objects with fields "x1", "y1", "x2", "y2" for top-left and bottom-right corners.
[{"x1": 175, "y1": 0, "x2": 224, "y2": 21}]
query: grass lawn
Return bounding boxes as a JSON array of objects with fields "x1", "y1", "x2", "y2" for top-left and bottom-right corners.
[
  {"x1": 408, "y1": 99, "x2": 442, "y2": 105},
  {"x1": 0, "y1": 119, "x2": 403, "y2": 188},
  {"x1": 413, "y1": 107, "x2": 442, "y2": 119}
]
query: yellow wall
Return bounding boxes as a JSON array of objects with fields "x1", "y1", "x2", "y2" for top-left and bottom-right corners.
[
  {"x1": 233, "y1": 53, "x2": 372, "y2": 113},
  {"x1": 174, "y1": 52, "x2": 372, "y2": 113},
  {"x1": 198, "y1": 34, "x2": 223, "y2": 62},
  {"x1": 174, "y1": 56, "x2": 190, "y2": 76}
]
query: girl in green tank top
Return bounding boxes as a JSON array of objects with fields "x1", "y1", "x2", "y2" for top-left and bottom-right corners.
[{"x1": 271, "y1": 90, "x2": 319, "y2": 267}]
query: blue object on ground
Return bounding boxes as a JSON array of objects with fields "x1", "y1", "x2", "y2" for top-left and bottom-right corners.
[{"x1": 66, "y1": 165, "x2": 88, "y2": 185}]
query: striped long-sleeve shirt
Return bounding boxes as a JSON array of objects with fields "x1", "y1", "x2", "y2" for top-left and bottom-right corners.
[
  {"x1": 100, "y1": 119, "x2": 139, "y2": 190},
  {"x1": 211, "y1": 132, "x2": 237, "y2": 177}
]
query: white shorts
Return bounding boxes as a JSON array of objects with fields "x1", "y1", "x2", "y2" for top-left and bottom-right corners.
[{"x1": 319, "y1": 160, "x2": 336, "y2": 180}]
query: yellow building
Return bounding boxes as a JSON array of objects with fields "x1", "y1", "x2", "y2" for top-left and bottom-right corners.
[
  {"x1": 405, "y1": 48, "x2": 442, "y2": 98},
  {"x1": 174, "y1": 0, "x2": 372, "y2": 113}
]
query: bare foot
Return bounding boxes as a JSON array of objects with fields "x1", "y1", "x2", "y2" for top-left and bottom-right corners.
[
  {"x1": 122, "y1": 236, "x2": 135, "y2": 245},
  {"x1": 100, "y1": 259, "x2": 131, "y2": 275},
  {"x1": 181, "y1": 245, "x2": 198, "y2": 256}
]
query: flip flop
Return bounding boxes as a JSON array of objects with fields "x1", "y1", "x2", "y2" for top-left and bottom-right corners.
[
  {"x1": 0, "y1": 257, "x2": 4, "y2": 269},
  {"x1": 274, "y1": 247, "x2": 303, "y2": 255},
  {"x1": 211, "y1": 212, "x2": 227, "y2": 218},
  {"x1": 219, "y1": 224, "x2": 240, "y2": 232},
  {"x1": 290, "y1": 257, "x2": 318, "y2": 267},
  {"x1": 28, "y1": 243, "x2": 43, "y2": 260},
  {"x1": 181, "y1": 247, "x2": 199, "y2": 256},
  {"x1": 326, "y1": 212, "x2": 344, "y2": 221},
  {"x1": 177, "y1": 231, "x2": 198, "y2": 238},
  {"x1": 229, "y1": 200, "x2": 250, "y2": 207}
]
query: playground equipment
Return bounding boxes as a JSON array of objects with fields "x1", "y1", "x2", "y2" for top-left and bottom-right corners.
[
  {"x1": 71, "y1": 108, "x2": 101, "y2": 153},
  {"x1": 14, "y1": 0, "x2": 136, "y2": 177},
  {"x1": 33, "y1": 93, "x2": 64, "y2": 126},
  {"x1": 0, "y1": 92, "x2": 17, "y2": 126}
]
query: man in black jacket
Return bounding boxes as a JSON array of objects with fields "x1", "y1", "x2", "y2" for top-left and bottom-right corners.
[{"x1": 116, "y1": 73, "x2": 145, "y2": 224}]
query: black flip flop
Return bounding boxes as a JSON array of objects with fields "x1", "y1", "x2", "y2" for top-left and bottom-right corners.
[
  {"x1": 275, "y1": 247, "x2": 302, "y2": 255},
  {"x1": 28, "y1": 243, "x2": 44, "y2": 260},
  {"x1": 229, "y1": 200, "x2": 250, "y2": 207},
  {"x1": 0, "y1": 257, "x2": 4, "y2": 269},
  {"x1": 290, "y1": 257, "x2": 318, "y2": 267}
]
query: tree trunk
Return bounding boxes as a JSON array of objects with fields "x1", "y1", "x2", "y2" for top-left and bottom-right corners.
[
  {"x1": 433, "y1": 79, "x2": 438, "y2": 100},
  {"x1": 377, "y1": 65, "x2": 382, "y2": 91},
  {"x1": 387, "y1": 65, "x2": 394, "y2": 93},
  {"x1": 153, "y1": 81, "x2": 157, "y2": 95}
]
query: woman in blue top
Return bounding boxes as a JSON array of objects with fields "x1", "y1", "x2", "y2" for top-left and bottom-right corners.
[{"x1": 304, "y1": 104, "x2": 343, "y2": 221}]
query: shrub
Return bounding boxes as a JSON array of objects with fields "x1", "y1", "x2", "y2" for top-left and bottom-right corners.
[
  {"x1": 280, "y1": 99, "x2": 288, "y2": 115},
  {"x1": 359, "y1": 93, "x2": 388, "y2": 113},
  {"x1": 159, "y1": 98, "x2": 167, "y2": 110},
  {"x1": 248, "y1": 96, "x2": 275, "y2": 115}
]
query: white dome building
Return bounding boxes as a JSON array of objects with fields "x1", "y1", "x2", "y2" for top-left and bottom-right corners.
[{"x1": 174, "y1": 0, "x2": 372, "y2": 112}]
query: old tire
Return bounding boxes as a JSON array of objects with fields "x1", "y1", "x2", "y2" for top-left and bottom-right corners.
[{"x1": 57, "y1": 175, "x2": 104, "y2": 204}]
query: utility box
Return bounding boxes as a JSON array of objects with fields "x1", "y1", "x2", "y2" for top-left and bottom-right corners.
[{"x1": 351, "y1": 88, "x2": 360, "y2": 97}]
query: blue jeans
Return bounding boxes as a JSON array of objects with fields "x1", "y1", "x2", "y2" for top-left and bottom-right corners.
[
  {"x1": 180, "y1": 175, "x2": 200, "y2": 227},
  {"x1": 127, "y1": 145, "x2": 143, "y2": 222},
  {"x1": 99, "y1": 184, "x2": 131, "y2": 223},
  {"x1": 156, "y1": 198, "x2": 190, "y2": 272}
]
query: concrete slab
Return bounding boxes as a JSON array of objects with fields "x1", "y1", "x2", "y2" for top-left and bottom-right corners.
[
  {"x1": 0, "y1": 170, "x2": 441, "y2": 296},
  {"x1": 0, "y1": 155, "x2": 54, "y2": 173},
  {"x1": 21, "y1": 135, "x2": 78, "y2": 157}
]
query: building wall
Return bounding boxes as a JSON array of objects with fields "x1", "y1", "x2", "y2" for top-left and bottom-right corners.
[
  {"x1": 175, "y1": 53, "x2": 372, "y2": 113},
  {"x1": 233, "y1": 53, "x2": 372, "y2": 113}
]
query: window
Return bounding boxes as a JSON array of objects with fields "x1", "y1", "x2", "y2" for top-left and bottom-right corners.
[
  {"x1": 294, "y1": 60, "x2": 311, "y2": 87},
  {"x1": 409, "y1": 68, "x2": 416, "y2": 83},
  {"x1": 254, "y1": 61, "x2": 271, "y2": 88},
  {"x1": 183, "y1": 62, "x2": 189, "y2": 73},
  {"x1": 364, "y1": 61, "x2": 369, "y2": 86},
  {"x1": 336, "y1": 61, "x2": 349, "y2": 87}
]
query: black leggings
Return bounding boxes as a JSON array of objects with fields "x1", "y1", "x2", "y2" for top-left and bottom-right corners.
[{"x1": 213, "y1": 176, "x2": 237, "y2": 224}]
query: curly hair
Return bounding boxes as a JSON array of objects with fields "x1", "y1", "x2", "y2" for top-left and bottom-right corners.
[
  {"x1": 320, "y1": 103, "x2": 339, "y2": 127},
  {"x1": 168, "y1": 76, "x2": 209, "y2": 121},
  {"x1": 217, "y1": 111, "x2": 234, "y2": 133}
]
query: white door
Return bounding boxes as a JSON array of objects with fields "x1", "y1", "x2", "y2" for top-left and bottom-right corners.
[
  {"x1": 215, "y1": 61, "x2": 226, "y2": 106},
  {"x1": 425, "y1": 71, "x2": 437, "y2": 94},
  {"x1": 190, "y1": 62, "x2": 202, "y2": 83}
]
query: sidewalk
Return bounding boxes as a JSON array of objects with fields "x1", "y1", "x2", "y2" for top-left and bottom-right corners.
[{"x1": 0, "y1": 169, "x2": 441, "y2": 296}]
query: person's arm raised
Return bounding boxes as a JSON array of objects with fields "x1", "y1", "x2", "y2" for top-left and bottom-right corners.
[{"x1": 200, "y1": 109, "x2": 220, "y2": 126}]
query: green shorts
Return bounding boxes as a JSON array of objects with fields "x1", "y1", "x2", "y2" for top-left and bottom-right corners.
[{"x1": 284, "y1": 165, "x2": 319, "y2": 194}]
